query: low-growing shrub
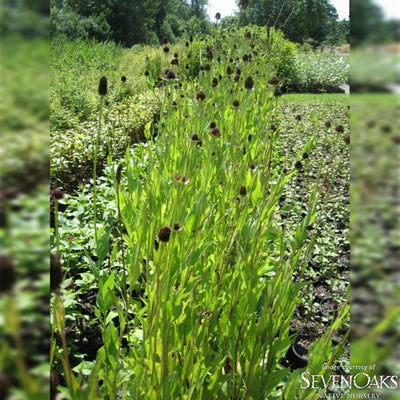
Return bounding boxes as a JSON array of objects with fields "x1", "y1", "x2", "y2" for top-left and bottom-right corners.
[
  {"x1": 51, "y1": 92, "x2": 160, "y2": 191},
  {"x1": 287, "y1": 50, "x2": 349, "y2": 92}
]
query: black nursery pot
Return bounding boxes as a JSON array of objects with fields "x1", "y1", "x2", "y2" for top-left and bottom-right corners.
[
  {"x1": 308, "y1": 257, "x2": 321, "y2": 271},
  {"x1": 338, "y1": 255, "x2": 350, "y2": 271},
  {"x1": 286, "y1": 336, "x2": 309, "y2": 369},
  {"x1": 318, "y1": 297, "x2": 338, "y2": 317}
]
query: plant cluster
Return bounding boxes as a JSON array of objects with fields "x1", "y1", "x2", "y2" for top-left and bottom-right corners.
[
  {"x1": 50, "y1": 25, "x2": 350, "y2": 399},
  {"x1": 51, "y1": 27, "x2": 349, "y2": 192},
  {"x1": 288, "y1": 50, "x2": 349, "y2": 93}
]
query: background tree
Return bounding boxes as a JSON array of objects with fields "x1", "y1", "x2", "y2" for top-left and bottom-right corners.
[
  {"x1": 50, "y1": 0, "x2": 211, "y2": 45},
  {"x1": 237, "y1": 0, "x2": 346, "y2": 45},
  {"x1": 351, "y1": 0, "x2": 399, "y2": 46}
]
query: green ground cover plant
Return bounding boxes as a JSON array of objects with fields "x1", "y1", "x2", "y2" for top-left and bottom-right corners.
[
  {"x1": 0, "y1": 36, "x2": 49, "y2": 191},
  {"x1": 50, "y1": 25, "x2": 350, "y2": 399}
]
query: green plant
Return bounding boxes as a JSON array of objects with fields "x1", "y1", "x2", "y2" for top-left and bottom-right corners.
[{"x1": 288, "y1": 50, "x2": 349, "y2": 92}]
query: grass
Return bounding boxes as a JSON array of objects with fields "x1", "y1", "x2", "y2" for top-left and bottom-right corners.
[{"x1": 49, "y1": 26, "x2": 350, "y2": 399}]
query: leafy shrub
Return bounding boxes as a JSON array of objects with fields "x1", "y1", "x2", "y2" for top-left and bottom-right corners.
[
  {"x1": 288, "y1": 50, "x2": 349, "y2": 92},
  {"x1": 50, "y1": 92, "x2": 159, "y2": 190},
  {"x1": 0, "y1": 36, "x2": 49, "y2": 190},
  {"x1": 351, "y1": 49, "x2": 399, "y2": 91},
  {"x1": 50, "y1": 7, "x2": 111, "y2": 41}
]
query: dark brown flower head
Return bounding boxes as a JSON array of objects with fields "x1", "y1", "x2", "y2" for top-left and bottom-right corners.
[
  {"x1": 366, "y1": 120, "x2": 375, "y2": 128},
  {"x1": 233, "y1": 99, "x2": 240, "y2": 107},
  {"x1": 294, "y1": 160, "x2": 303, "y2": 170},
  {"x1": 144, "y1": 70, "x2": 150, "y2": 76},
  {"x1": 391, "y1": 134, "x2": 400, "y2": 144},
  {"x1": 50, "y1": 253, "x2": 63, "y2": 292},
  {"x1": 325, "y1": 120, "x2": 331, "y2": 128},
  {"x1": 344, "y1": 134, "x2": 350, "y2": 144},
  {"x1": 212, "y1": 77, "x2": 218, "y2": 87},
  {"x1": 172, "y1": 101, "x2": 177, "y2": 108},
  {"x1": 174, "y1": 175, "x2": 190, "y2": 185},
  {"x1": 174, "y1": 52, "x2": 179, "y2": 59},
  {"x1": 166, "y1": 69, "x2": 176, "y2": 79},
  {"x1": 244, "y1": 76, "x2": 254, "y2": 89},
  {"x1": 171, "y1": 58, "x2": 178, "y2": 65},
  {"x1": 242, "y1": 54, "x2": 249, "y2": 62},
  {"x1": 215, "y1": 12, "x2": 221, "y2": 20},
  {"x1": 274, "y1": 86, "x2": 282, "y2": 97},
  {"x1": 226, "y1": 66, "x2": 233, "y2": 75},
  {"x1": 245, "y1": 31, "x2": 252, "y2": 39},
  {"x1": 234, "y1": 74, "x2": 240, "y2": 82},
  {"x1": 0, "y1": 254, "x2": 16, "y2": 293},
  {"x1": 50, "y1": 370, "x2": 59, "y2": 400},
  {"x1": 116, "y1": 163, "x2": 123, "y2": 184},
  {"x1": 268, "y1": 75, "x2": 279, "y2": 85},
  {"x1": 121, "y1": 75, "x2": 127, "y2": 82},
  {"x1": 209, "y1": 127, "x2": 221, "y2": 137},
  {"x1": 163, "y1": 46, "x2": 170, "y2": 53},
  {"x1": 204, "y1": 64, "x2": 211, "y2": 71},
  {"x1": 210, "y1": 121, "x2": 216, "y2": 129},
  {"x1": 191, "y1": 133, "x2": 199, "y2": 141},
  {"x1": 158, "y1": 226, "x2": 172, "y2": 242},
  {"x1": 98, "y1": 76, "x2": 108, "y2": 96},
  {"x1": 196, "y1": 90, "x2": 206, "y2": 101},
  {"x1": 239, "y1": 185, "x2": 247, "y2": 196},
  {"x1": 250, "y1": 164, "x2": 256, "y2": 170},
  {"x1": 270, "y1": 124, "x2": 278, "y2": 131},
  {"x1": 248, "y1": 134, "x2": 252, "y2": 142},
  {"x1": 335, "y1": 125, "x2": 344, "y2": 133},
  {"x1": 51, "y1": 189, "x2": 65, "y2": 201},
  {"x1": 189, "y1": 35, "x2": 193, "y2": 42},
  {"x1": 381, "y1": 125, "x2": 392, "y2": 133},
  {"x1": 185, "y1": 41, "x2": 189, "y2": 47},
  {"x1": 236, "y1": 68, "x2": 241, "y2": 75},
  {"x1": 302, "y1": 152, "x2": 309, "y2": 159},
  {"x1": 173, "y1": 222, "x2": 181, "y2": 231},
  {"x1": 1, "y1": 188, "x2": 19, "y2": 200},
  {"x1": 295, "y1": 114, "x2": 301, "y2": 121}
]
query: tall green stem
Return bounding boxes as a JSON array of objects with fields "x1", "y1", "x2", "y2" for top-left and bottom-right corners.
[{"x1": 93, "y1": 96, "x2": 104, "y2": 252}]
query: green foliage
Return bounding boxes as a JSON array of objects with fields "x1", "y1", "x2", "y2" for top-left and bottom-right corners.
[
  {"x1": 351, "y1": 0, "x2": 399, "y2": 46},
  {"x1": 0, "y1": 36, "x2": 49, "y2": 190},
  {"x1": 237, "y1": 0, "x2": 344, "y2": 45},
  {"x1": 50, "y1": 7, "x2": 111, "y2": 41},
  {"x1": 51, "y1": 0, "x2": 212, "y2": 46},
  {"x1": 287, "y1": 51, "x2": 349, "y2": 92},
  {"x1": 50, "y1": 27, "x2": 350, "y2": 398},
  {"x1": 351, "y1": 50, "x2": 399, "y2": 91},
  {"x1": 0, "y1": 3, "x2": 49, "y2": 37}
]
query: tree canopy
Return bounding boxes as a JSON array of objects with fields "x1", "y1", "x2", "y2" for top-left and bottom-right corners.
[
  {"x1": 236, "y1": 0, "x2": 347, "y2": 45},
  {"x1": 50, "y1": 0, "x2": 211, "y2": 46},
  {"x1": 49, "y1": 0, "x2": 353, "y2": 46}
]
